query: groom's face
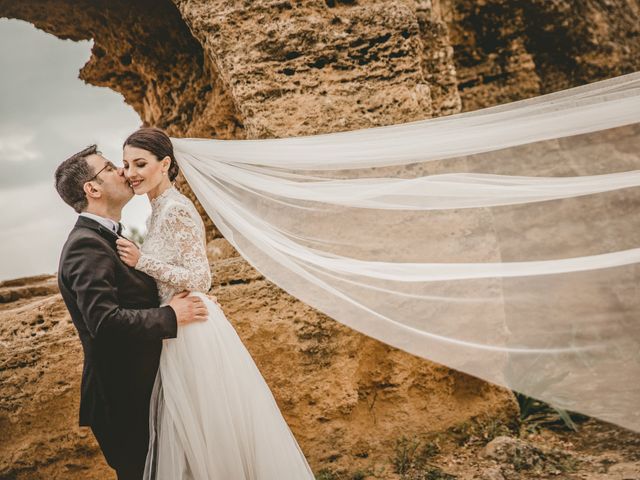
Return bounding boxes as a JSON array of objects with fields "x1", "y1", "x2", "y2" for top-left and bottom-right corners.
[{"x1": 86, "y1": 153, "x2": 134, "y2": 206}]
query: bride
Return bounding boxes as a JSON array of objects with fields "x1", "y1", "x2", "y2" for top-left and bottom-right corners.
[{"x1": 115, "y1": 127, "x2": 315, "y2": 479}]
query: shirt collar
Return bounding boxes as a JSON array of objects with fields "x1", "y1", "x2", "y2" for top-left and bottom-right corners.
[{"x1": 79, "y1": 212, "x2": 120, "y2": 234}]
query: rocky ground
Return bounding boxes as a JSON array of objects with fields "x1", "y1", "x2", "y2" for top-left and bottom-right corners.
[
  {"x1": 1, "y1": 0, "x2": 640, "y2": 478},
  {"x1": 315, "y1": 416, "x2": 640, "y2": 480},
  {"x1": 0, "y1": 271, "x2": 516, "y2": 480},
  {"x1": 2, "y1": 276, "x2": 639, "y2": 480}
]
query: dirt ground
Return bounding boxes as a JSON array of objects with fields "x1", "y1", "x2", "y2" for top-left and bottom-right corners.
[{"x1": 314, "y1": 414, "x2": 640, "y2": 480}]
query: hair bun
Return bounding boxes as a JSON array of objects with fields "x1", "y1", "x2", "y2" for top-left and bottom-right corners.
[{"x1": 168, "y1": 158, "x2": 180, "y2": 181}]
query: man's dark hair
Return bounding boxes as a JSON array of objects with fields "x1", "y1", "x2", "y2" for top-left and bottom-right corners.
[{"x1": 54, "y1": 144, "x2": 101, "y2": 213}]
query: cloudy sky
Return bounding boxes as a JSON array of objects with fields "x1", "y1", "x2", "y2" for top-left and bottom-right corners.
[{"x1": 0, "y1": 19, "x2": 151, "y2": 281}]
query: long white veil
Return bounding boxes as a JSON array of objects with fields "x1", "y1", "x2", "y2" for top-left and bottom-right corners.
[{"x1": 172, "y1": 72, "x2": 640, "y2": 432}]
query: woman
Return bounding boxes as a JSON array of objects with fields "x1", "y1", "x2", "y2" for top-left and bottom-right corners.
[{"x1": 116, "y1": 127, "x2": 315, "y2": 479}]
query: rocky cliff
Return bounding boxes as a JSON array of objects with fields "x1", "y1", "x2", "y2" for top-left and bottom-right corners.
[{"x1": 1, "y1": 1, "x2": 639, "y2": 479}]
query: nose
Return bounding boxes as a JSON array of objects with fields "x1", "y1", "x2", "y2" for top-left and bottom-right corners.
[
  {"x1": 117, "y1": 167, "x2": 125, "y2": 176},
  {"x1": 126, "y1": 164, "x2": 137, "y2": 178}
]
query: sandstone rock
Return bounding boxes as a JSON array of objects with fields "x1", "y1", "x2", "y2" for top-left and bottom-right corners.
[
  {"x1": 482, "y1": 435, "x2": 579, "y2": 476},
  {"x1": 478, "y1": 466, "x2": 506, "y2": 480},
  {"x1": 1, "y1": 0, "x2": 639, "y2": 478},
  {"x1": 606, "y1": 462, "x2": 640, "y2": 480},
  {"x1": 173, "y1": 0, "x2": 459, "y2": 139},
  {"x1": 443, "y1": 0, "x2": 640, "y2": 110},
  {"x1": 482, "y1": 436, "x2": 541, "y2": 465},
  {"x1": 0, "y1": 284, "x2": 113, "y2": 479},
  {"x1": 0, "y1": 275, "x2": 59, "y2": 303}
]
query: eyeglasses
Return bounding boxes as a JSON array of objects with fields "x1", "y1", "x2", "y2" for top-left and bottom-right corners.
[{"x1": 87, "y1": 160, "x2": 117, "y2": 182}]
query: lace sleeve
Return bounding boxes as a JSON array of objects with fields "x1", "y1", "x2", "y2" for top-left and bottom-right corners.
[{"x1": 135, "y1": 202, "x2": 212, "y2": 293}]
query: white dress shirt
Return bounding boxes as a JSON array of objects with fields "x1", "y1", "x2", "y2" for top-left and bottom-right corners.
[{"x1": 79, "y1": 211, "x2": 121, "y2": 234}]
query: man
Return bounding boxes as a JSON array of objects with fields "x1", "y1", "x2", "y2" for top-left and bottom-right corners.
[{"x1": 55, "y1": 144, "x2": 208, "y2": 480}]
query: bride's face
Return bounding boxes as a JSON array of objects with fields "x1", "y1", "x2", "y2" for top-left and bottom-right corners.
[{"x1": 122, "y1": 145, "x2": 170, "y2": 195}]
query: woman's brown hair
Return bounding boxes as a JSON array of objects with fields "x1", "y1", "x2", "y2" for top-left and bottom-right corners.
[{"x1": 123, "y1": 127, "x2": 179, "y2": 181}]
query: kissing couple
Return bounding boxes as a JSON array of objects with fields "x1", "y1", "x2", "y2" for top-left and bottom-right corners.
[{"x1": 55, "y1": 127, "x2": 315, "y2": 479}]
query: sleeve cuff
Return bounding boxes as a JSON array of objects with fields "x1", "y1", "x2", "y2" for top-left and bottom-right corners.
[{"x1": 161, "y1": 305, "x2": 178, "y2": 339}]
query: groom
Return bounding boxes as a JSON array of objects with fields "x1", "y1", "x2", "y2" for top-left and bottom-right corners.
[{"x1": 54, "y1": 144, "x2": 208, "y2": 480}]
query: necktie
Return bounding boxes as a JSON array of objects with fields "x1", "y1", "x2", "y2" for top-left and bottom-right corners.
[{"x1": 116, "y1": 223, "x2": 123, "y2": 236}]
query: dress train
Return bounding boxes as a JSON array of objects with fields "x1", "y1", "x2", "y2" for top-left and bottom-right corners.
[{"x1": 144, "y1": 293, "x2": 315, "y2": 479}]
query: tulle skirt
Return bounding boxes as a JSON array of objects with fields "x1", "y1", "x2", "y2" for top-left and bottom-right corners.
[{"x1": 143, "y1": 293, "x2": 315, "y2": 479}]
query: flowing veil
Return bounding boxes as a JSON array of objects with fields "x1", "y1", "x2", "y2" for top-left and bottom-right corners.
[{"x1": 171, "y1": 72, "x2": 640, "y2": 432}]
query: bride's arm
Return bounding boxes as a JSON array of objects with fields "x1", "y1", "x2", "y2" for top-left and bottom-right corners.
[{"x1": 121, "y1": 202, "x2": 212, "y2": 292}]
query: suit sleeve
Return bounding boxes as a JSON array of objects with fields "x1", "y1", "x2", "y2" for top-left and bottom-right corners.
[{"x1": 64, "y1": 235, "x2": 178, "y2": 341}]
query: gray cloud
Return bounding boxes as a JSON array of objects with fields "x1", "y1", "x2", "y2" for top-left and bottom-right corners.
[
  {"x1": 0, "y1": 18, "x2": 151, "y2": 280},
  {"x1": 0, "y1": 19, "x2": 143, "y2": 188}
]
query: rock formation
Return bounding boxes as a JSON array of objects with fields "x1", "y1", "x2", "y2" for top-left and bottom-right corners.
[{"x1": 1, "y1": 1, "x2": 639, "y2": 478}]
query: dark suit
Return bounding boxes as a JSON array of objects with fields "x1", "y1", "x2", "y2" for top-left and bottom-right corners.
[{"x1": 57, "y1": 215, "x2": 177, "y2": 480}]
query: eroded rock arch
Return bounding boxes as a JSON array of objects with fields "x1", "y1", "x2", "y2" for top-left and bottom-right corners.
[{"x1": 1, "y1": 1, "x2": 639, "y2": 478}]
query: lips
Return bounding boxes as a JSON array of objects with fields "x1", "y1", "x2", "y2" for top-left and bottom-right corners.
[{"x1": 130, "y1": 180, "x2": 143, "y2": 188}]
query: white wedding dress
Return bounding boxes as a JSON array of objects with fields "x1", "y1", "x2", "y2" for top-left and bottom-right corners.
[{"x1": 135, "y1": 185, "x2": 315, "y2": 479}]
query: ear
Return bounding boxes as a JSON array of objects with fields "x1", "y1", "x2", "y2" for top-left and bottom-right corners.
[
  {"x1": 162, "y1": 155, "x2": 171, "y2": 173},
  {"x1": 83, "y1": 181, "x2": 101, "y2": 200}
]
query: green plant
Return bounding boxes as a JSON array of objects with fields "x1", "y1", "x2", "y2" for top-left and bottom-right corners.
[
  {"x1": 449, "y1": 417, "x2": 513, "y2": 446},
  {"x1": 124, "y1": 225, "x2": 146, "y2": 245},
  {"x1": 316, "y1": 468, "x2": 339, "y2": 480},
  {"x1": 515, "y1": 392, "x2": 582, "y2": 432},
  {"x1": 423, "y1": 466, "x2": 457, "y2": 480},
  {"x1": 392, "y1": 436, "x2": 422, "y2": 474},
  {"x1": 391, "y1": 435, "x2": 449, "y2": 480}
]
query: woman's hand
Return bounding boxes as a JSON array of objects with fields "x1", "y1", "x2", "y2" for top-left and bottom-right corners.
[{"x1": 116, "y1": 238, "x2": 141, "y2": 267}]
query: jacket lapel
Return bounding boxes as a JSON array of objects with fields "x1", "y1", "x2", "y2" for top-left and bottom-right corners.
[{"x1": 74, "y1": 216, "x2": 119, "y2": 247}]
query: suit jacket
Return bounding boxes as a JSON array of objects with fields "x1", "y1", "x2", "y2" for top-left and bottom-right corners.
[{"x1": 57, "y1": 215, "x2": 177, "y2": 427}]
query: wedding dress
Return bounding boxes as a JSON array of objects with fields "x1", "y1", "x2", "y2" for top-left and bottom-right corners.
[{"x1": 137, "y1": 185, "x2": 315, "y2": 479}]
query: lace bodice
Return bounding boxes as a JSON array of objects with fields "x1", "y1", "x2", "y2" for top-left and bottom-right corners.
[{"x1": 135, "y1": 186, "x2": 211, "y2": 305}]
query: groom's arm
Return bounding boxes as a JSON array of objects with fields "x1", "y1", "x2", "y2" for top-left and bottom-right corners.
[{"x1": 64, "y1": 235, "x2": 177, "y2": 341}]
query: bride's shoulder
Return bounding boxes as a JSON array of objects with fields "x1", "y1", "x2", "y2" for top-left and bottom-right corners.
[{"x1": 160, "y1": 188, "x2": 200, "y2": 221}]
